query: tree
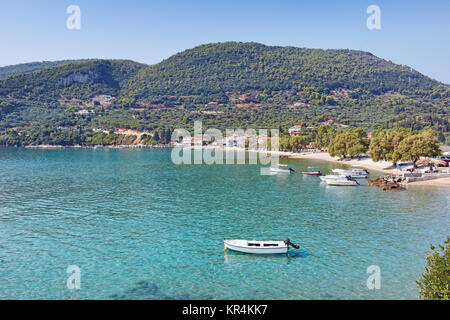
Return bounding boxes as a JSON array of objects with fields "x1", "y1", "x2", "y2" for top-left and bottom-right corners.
[
  {"x1": 279, "y1": 136, "x2": 291, "y2": 151},
  {"x1": 417, "y1": 236, "x2": 450, "y2": 300},
  {"x1": 315, "y1": 125, "x2": 336, "y2": 150},
  {"x1": 290, "y1": 136, "x2": 309, "y2": 151},
  {"x1": 153, "y1": 131, "x2": 160, "y2": 142},
  {"x1": 395, "y1": 129, "x2": 441, "y2": 168},
  {"x1": 328, "y1": 132, "x2": 347, "y2": 158},
  {"x1": 345, "y1": 128, "x2": 369, "y2": 159},
  {"x1": 244, "y1": 138, "x2": 250, "y2": 149},
  {"x1": 328, "y1": 127, "x2": 368, "y2": 159},
  {"x1": 369, "y1": 128, "x2": 412, "y2": 165},
  {"x1": 118, "y1": 97, "x2": 135, "y2": 108}
]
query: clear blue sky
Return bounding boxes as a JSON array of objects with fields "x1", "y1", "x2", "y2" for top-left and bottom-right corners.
[{"x1": 1, "y1": 0, "x2": 449, "y2": 83}]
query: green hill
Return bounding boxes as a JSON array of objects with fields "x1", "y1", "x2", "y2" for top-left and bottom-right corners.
[
  {"x1": 0, "y1": 60, "x2": 91, "y2": 80},
  {"x1": 0, "y1": 42, "x2": 449, "y2": 146},
  {"x1": 131, "y1": 42, "x2": 443, "y2": 101},
  {"x1": 0, "y1": 59, "x2": 145, "y2": 100}
]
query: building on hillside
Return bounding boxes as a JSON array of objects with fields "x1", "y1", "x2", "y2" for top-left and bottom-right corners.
[
  {"x1": 288, "y1": 125, "x2": 302, "y2": 136},
  {"x1": 205, "y1": 101, "x2": 219, "y2": 107},
  {"x1": 319, "y1": 120, "x2": 335, "y2": 126},
  {"x1": 224, "y1": 135, "x2": 249, "y2": 147},
  {"x1": 76, "y1": 109, "x2": 95, "y2": 115},
  {"x1": 318, "y1": 119, "x2": 348, "y2": 128}
]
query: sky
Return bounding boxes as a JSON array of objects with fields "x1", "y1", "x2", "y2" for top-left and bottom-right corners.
[{"x1": 0, "y1": 0, "x2": 449, "y2": 83}]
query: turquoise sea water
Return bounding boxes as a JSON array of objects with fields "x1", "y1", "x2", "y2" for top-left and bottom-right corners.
[{"x1": 0, "y1": 148, "x2": 448, "y2": 299}]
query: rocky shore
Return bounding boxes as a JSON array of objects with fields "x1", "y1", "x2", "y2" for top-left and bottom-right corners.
[{"x1": 366, "y1": 176, "x2": 406, "y2": 191}]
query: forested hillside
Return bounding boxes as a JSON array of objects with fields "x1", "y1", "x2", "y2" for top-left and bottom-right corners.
[
  {"x1": 130, "y1": 42, "x2": 444, "y2": 103},
  {"x1": 0, "y1": 42, "x2": 449, "y2": 146},
  {"x1": 0, "y1": 60, "x2": 89, "y2": 80}
]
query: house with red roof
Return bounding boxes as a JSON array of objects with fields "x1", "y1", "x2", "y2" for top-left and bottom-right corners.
[{"x1": 288, "y1": 125, "x2": 302, "y2": 136}]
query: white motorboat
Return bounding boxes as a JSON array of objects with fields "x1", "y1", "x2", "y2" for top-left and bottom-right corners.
[
  {"x1": 319, "y1": 174, "x2": 343, "y2": 181},
  {"x1": 332, "y1": 166, "x2": 369, "y2": 178},
  {"x1": 325, "y1": 178, "x2": 359, "y2": 186},
  {"x1": 270, "y1": 164, "x2": 295, "y2": 174},
  {"x1": 320, "y1": 174, "x2": 359, "y2": 186},
  {"x1": 224, "y1": 238, "x2": 299, "y2": 254},
  {"x1": 302, "y1": 166, "x2": 322, "y2": 176}
]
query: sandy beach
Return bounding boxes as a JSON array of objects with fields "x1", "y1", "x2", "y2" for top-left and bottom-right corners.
[
  {"x1": 406, "y1": 177, "x2": 450, "y2": 187},
  {"x1": 287, "y1": 152, "x2": 399, "y2": 174},
  {"x1": 241, "y1": 148, "x2": 450, "y2": 188},
  {"x1": 244, "y1": 149, "x2": 398, "y2": 174}
]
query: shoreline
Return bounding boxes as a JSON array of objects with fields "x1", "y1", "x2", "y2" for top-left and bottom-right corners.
[
  {"x1": 243, "y1": 148, "x2": 397, "y2": 174},
  {"x1": 405, "y1": 177, "x2": 450, "y2": 188},
  {"x1": 233, "y1": 147, "x2": 450, "y2": 188},
  {"x1": 4, "y1": 145, "x2": 450, "y2": 188}
]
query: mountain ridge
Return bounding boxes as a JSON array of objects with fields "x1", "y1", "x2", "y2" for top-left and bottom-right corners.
[
  {"x1": 0, "y1": 42, "x2": 449, "y2": 145},
  {"x1": 0, "y1": 59, "x2": 95, "y2": 80}
]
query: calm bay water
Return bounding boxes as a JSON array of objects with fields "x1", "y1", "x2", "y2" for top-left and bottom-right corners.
[{"x1": 0, "y1": 148, "x2": 448, "y2": 299}]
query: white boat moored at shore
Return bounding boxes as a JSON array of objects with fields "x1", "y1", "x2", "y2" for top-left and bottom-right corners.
[
  {"x1": 325, "y1": 178, "x2": 359, "y2": 186},
  {"x1": 224, "y1": 238, "x2": 299, "y2": 254},
  {"x1": 302, "y1": 166, "x2": 322, "y2": 175},
  {"x1": 332, "y1": 167, "x2": 369, "y2": 178},
  {"x1": 269, "y1": 164, "x2": 295, "y2": 174},
  {"x1": 320, "y1": 175, "x2": 359, "y2": 186},
  {"x1": 319, "y1": 174, "x2": 344, "y2": 181}
]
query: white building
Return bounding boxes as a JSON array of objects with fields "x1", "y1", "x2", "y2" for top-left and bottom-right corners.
[{"x1": 288, "y1": 125, "x2": 302, "y2": 136}]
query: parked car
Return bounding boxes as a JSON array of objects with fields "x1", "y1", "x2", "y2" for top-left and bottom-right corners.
[{"x1": 435, "y1": 156, "x2": 450, "y2": 167}]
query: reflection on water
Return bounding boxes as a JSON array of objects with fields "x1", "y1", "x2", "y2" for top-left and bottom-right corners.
[
  {"x1": 223, "y1": 250, "x2": 309, "y2": 265},
  {"x1": 0, "y1": 148, "x2": 448, "y2": 299}
]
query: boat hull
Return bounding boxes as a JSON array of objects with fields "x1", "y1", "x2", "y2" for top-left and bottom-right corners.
[
  {"x1": 270, "y1": 168, "x2": 291, "y2": 174},
  {"x1": 320, "y1": 174, "x2": 359, "y2": 186},
  {"x1": 325, "y1": 179, "x2": 358, "y2": 186},
  {"x1": 319, "y1": 175, "x2": 342, "y2": 181},
  {"x1": 224, "y1": 240, "x2": 288, "y2": 254},
  {"x1": 332, "y1": 169, "x2": 367, "y2": 178}
]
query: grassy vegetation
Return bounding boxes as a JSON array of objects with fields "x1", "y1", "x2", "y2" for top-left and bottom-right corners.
[{"x1": 417, "y1": 236, "x2": 450, "y2": 300}]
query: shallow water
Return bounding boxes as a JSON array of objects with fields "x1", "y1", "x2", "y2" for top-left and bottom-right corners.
[{"x1": 0, "y1": 148, "x2": 448, "y2": 299}]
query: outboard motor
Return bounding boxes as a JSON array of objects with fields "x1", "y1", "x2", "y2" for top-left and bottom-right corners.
[
  {"x1": 289, "y1": 168, "x2": 296, "y2": 173},
  {"x1": 284, "y1": 238, "x2": 299, "y2": 249}
]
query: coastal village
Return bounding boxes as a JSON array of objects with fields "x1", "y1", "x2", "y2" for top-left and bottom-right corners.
[{"x1": 1, "y1": 2, "x2": 449, "y2": 302}]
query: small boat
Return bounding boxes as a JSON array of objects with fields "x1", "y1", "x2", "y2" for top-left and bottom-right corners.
[
  {"x1": 302, "y1": 171, "x2": 322, "y2": 175},
  {"x1": 224, "y1": 238, "x2": 299, "y2": 254},
  {"x1": 325, "y1": 178, "x2": 359, "y2": 186},
  {"x1": 321, "y1": 174, "x2": 359, "y2": 186},
  {"x1": 302, "y1": 166, "x2": 322, "y2": 175},
  {"x1": 332, "y1": 166, "x2": 369, "y2": 179},
  {"x1": 319, "y1": 174, "x2": 343, "y2": 181},
  {"x1": 270, "y1": 164, "x2": 295, "y2": 174}
]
